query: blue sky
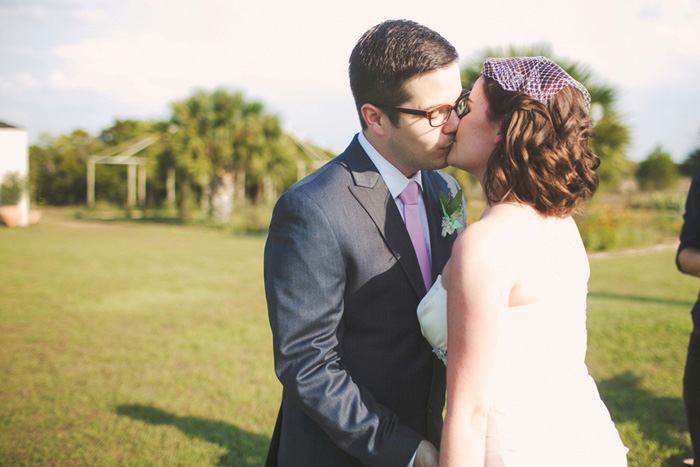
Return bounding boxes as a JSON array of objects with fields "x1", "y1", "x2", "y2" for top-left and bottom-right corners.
[{"x1": 0, "y1": 0, "x2": 699, "y2": 161}]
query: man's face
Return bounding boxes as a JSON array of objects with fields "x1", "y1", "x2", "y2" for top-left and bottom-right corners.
[{"x1": 383, "y1": 62, "x2": 463, "y2": 177}]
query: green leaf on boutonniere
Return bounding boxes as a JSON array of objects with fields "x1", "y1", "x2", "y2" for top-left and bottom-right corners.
[{"x1": 439, "y1": 189, "x2": 463, "y2": 237}]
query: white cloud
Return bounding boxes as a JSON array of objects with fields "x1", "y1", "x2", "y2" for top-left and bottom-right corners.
[
  {"x1": 0, "y1": 3, "x2": 47, "y2": 20},
  {"x1": 45, "y1": 1, "x2": 357, "y2": 107},
  {"x1": 596, "y1": 0, "x2": 699, "y2": 87},
  {"x1": 0, "y1": 0, "x2": 107, "y2": 23},
  {"x1": 0, "y1": 73, "x2": 43, "y2": 94},
  {"x1": 49, "y1": 34, "x2": 246, "y2": 107},
  {"x1": 425, "y1": 0, "x2": 698, "y2": 90},
  {"x1": 16, "y1": 73, "x2": 41, "y2": 88},
  {"x1": 54, "y1": 0, "x2": 692, "y2": 106},
  {"x1": 0, "y1": 77, "x2": 13, "y2": 94},
  {"x1": 1, "y1": 45, "x2": 48, "y2": 59},
  {"x1": 69, "y1": 7, "x2": 106, "y2": 22},
  {"x1": 4, "y1": 0, "x2": 698, "y2": 158}
]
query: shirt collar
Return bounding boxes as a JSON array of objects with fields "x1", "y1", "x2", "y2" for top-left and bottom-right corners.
[{"x1": 358, "y1": 132, "x2": 422, "y2": 200}]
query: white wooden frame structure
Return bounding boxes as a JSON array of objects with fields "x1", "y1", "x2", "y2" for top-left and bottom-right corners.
[
  {"x1": 86, "y1": 135, "x2": 157, "y2": 207},
  {"x1": 291, "y1": 133, "x2": 329, "y2": 180},
  {"x1": 86, "y1": 132, "x2": 330, "y2": 209}
]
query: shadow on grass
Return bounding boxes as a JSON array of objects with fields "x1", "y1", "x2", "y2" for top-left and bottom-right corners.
[
  {"x1": 598, "y1": 372, "x2": 691, "y2": 466},
  {"x1": 75, "y1": 210, "x2": 185, "y2": 225},
  {"x1": 116, "y1": 404, "x2": 269, "y2": 466},
  {"x1": 74, "y1": 214, "x2": 269, "y2": 236},
  {"x1": 589, "y1": 292, "x2": 695, "y2": 308}
]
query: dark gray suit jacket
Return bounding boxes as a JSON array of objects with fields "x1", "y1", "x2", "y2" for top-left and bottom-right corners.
[{"x1": 264, "y1": 135, "x2": 465, "y2": 466}]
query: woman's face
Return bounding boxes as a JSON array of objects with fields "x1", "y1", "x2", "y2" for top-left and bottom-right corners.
[{"x1": 447, "y1": 76, "x2": 501, "y2": 182}]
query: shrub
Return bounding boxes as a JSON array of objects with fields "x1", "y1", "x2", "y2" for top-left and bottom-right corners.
[
  {"x1": 0, "y1": 172, "x2": 24, "y2": 205},
  {"x1": 636, "y1": 146, "x2": 679, "y2": 191},
  {"x1": 576, "y1": 202, "x2": 682, "y2": 251}
]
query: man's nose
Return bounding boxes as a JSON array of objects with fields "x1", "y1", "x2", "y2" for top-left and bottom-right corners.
[{"x1": 442, "y1": 110, "x2": 460, "y2": 134}]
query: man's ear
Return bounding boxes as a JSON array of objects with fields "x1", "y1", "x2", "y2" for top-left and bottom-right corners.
[{"x1": 361, "y1": 104, "x2": 386, "y2": 137}]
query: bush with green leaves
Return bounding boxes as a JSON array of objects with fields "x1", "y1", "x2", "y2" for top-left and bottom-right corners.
[
  {"x1": 679, "y1": 146, "x2": 700, "y2": 177},
  {"x1": 0, "y1": 172, "x2": 24, "y2": 205},
  {"x1": 635, "y1": 146, "x2": 679, "y2": 191}
]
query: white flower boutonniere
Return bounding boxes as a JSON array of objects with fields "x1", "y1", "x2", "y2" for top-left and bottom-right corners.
[{"x1": 439, "y1": 189, "x2": 463, "y2": 237}]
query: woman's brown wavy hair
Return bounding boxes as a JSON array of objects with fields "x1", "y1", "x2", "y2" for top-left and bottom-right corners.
[{"x1": 481, "y1": 76, "x2": 600, "y2": 217}]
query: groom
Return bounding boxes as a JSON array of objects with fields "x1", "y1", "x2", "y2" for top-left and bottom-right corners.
[{"x1": 264, "y1": 20, "x2": 466, "y2": 467}]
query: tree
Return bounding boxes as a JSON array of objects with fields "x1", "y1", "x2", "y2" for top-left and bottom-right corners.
[
  {"x1": 458, "y1": 44, "x2": 632, "y2": 188},
  {"x1": 246, "y1": 120, "x2": 307, "y2": 204},
  {"x1": 680, "y1": 147, "x2": 700, "y2": 177},
  {"x1": 29, "y1": 121, "x2": 166, "y2": 207},
  {"x1": 27, "y1": 92, "x2": 320, "y2": 213},
  {"x1": 95, "y1": 119, "x2": 163, "y2": 206},
  {"x1": 679, "y1": 131, "x2": 700, "y2": 176},
  {"x1": 635, "y1": 146, "x2": 679, "y2": 190},
  {"x1": 168, "y1": 88, "x2": 308, "y2": 221},
  {"x1": 169, "y1": 90, "x2": 221, "y2": 219},
  {"x1": 29, "y1": 130, "x2": 102, "y2": 205}
]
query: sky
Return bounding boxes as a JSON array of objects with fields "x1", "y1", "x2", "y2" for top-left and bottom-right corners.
[{"x1": 0, "y1": 0, "x2": 699, "y2": 162}]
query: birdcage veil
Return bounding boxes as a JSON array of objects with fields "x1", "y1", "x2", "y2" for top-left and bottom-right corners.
[{"x1": 481, "y1": 56, "x2": 591, "y2": 110}]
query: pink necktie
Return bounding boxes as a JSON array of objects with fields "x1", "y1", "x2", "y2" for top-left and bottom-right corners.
[{"x1": 399, "y1": 181, "x2": 432, "y2": 291}]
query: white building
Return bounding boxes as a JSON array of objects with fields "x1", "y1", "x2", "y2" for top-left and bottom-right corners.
[{"x1": 0, "y1": 121, "x2": 30, "y2": 227}]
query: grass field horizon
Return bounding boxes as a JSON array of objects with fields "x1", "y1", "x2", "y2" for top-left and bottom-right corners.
[{"x1": 0, "y1": 208, "x2": 696, "y2": 465}]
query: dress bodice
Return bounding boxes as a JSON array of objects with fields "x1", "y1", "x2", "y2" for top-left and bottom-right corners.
[
  {"x1": 417, "y1": 273, "x2": 590, "y2": 370},
  {"x1": 416, "y1": 275, "x2": 448, "y2": 364},
  {"x1": 417, "y1": 274, "x2": 628, "y2": 466}
]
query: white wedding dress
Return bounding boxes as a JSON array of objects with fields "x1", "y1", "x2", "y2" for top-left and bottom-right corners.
[{"x1": 418, "y1": 274, "x2": 628, "y2": 466}]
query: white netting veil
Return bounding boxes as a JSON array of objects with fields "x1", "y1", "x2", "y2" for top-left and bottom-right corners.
[{"x1": 481, "y1": 56, "x2": 591, "y2": 110}]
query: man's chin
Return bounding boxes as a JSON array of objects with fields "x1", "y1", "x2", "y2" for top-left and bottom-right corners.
[
  {"x1": 445, "y1": 149, "x2": 460, "y2": 168},
  {"x1": 432, "y1": 154, "x2": 449, "y2": 170},
  {"x1": 433, "y1": 147, "x2": 452, "y2": 169}
]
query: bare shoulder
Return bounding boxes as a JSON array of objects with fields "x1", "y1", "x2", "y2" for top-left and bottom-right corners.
[
  {"x1": 450, "y1": 204, "x2": 543, "y2": 280},
  {"x1": 455, "y1": 204, "x2": 532, "y2": 251},
  {"x1": 446, "y1": 203, "x2": 587, "y2": 304},
  {"x1": 450, "y1": 205, "x2": 523, "y2": 277}
]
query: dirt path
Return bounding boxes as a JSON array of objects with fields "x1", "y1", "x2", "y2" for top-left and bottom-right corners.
[{"x1": 588, "y1": 242, "x2": 679, "y2": 260}]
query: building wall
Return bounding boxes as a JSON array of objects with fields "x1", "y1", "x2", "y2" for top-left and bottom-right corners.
[{"x1": 0, "y1": 127, "x2": 30, "y2": 226}]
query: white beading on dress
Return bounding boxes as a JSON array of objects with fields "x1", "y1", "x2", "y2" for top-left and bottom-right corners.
[{"x1": 417, "y1": 275, "x2": 628, "y2": 466}]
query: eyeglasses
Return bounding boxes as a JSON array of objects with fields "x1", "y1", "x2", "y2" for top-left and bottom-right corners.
[{"x1": 381, "y1": 90, "x2": 470, "y2": 127}]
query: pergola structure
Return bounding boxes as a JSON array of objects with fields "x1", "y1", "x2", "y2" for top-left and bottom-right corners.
[
  {"x1": 86, "y1": 131, "x2": 330, "y2": 209},
  {"x1": 86, "y1": 135, "x2": 158, "y2": 207},
  {"x1": 291, "y1": 132, "x2": 329, "y2": 180}
]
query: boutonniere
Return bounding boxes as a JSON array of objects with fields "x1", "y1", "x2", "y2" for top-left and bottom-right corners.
[{"x1": 439, "y1": 189, "x2": 463, "y2": 237}]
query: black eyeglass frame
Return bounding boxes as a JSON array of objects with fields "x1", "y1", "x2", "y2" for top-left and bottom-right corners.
[{"x1": 379, "y1": 90, "x2": 470, "y2": 127}]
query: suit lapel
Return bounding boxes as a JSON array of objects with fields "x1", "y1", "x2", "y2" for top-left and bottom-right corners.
[
  {"x1": 422, "y1": 171, "x2": 451, "y2": 283},
  {"x1": 344, "y1": 140, "x2": 427, "y2": 298}
]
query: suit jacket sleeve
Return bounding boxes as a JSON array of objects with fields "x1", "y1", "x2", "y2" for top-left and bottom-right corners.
[
  {"x1": 679, "y1": 164, "x2": 700, "y2": 259},
  {"x1": 264, "y1": 187, "x2": 423, "y2": 467}
]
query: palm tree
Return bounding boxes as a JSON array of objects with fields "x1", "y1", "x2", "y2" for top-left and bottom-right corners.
[
  {"x1": 459, "y1": 44, "x2": 632, "y2": 187},
  {"x1": 168, "y1": 88, "x2": 308, "y2": 221},
  {"x1": 169, "y1": 91, "x2": 214, "y2": 219}
]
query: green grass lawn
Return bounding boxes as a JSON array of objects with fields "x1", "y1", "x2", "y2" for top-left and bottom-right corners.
[
  {"x1": 0, "y1": 210, "x2": 278, "y2": 465},
  {"x1": 587, "y1": 251, "x2": 696, "y2": 466},
  {"x1": 0, "y1": 209, "x2": 696, "y2": 466}
]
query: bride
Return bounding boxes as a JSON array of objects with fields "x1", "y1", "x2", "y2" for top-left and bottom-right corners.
[{"x1": 418, "y1": 57, "x2": 628, "y2": 466}]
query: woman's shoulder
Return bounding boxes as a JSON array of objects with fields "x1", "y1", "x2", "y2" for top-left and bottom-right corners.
[
  {"x1": 446, "y1": 205, "x2": 531, "y2": 296},
  {"x1": 462, "y1": 203, "x2": 538, "y2": 241},
  {"x1": 452, "y1": 205, "x2": 522, "y2": 265},
  {"x1": 453, "y1": 203, "x2": 550, "y2": 270}
]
